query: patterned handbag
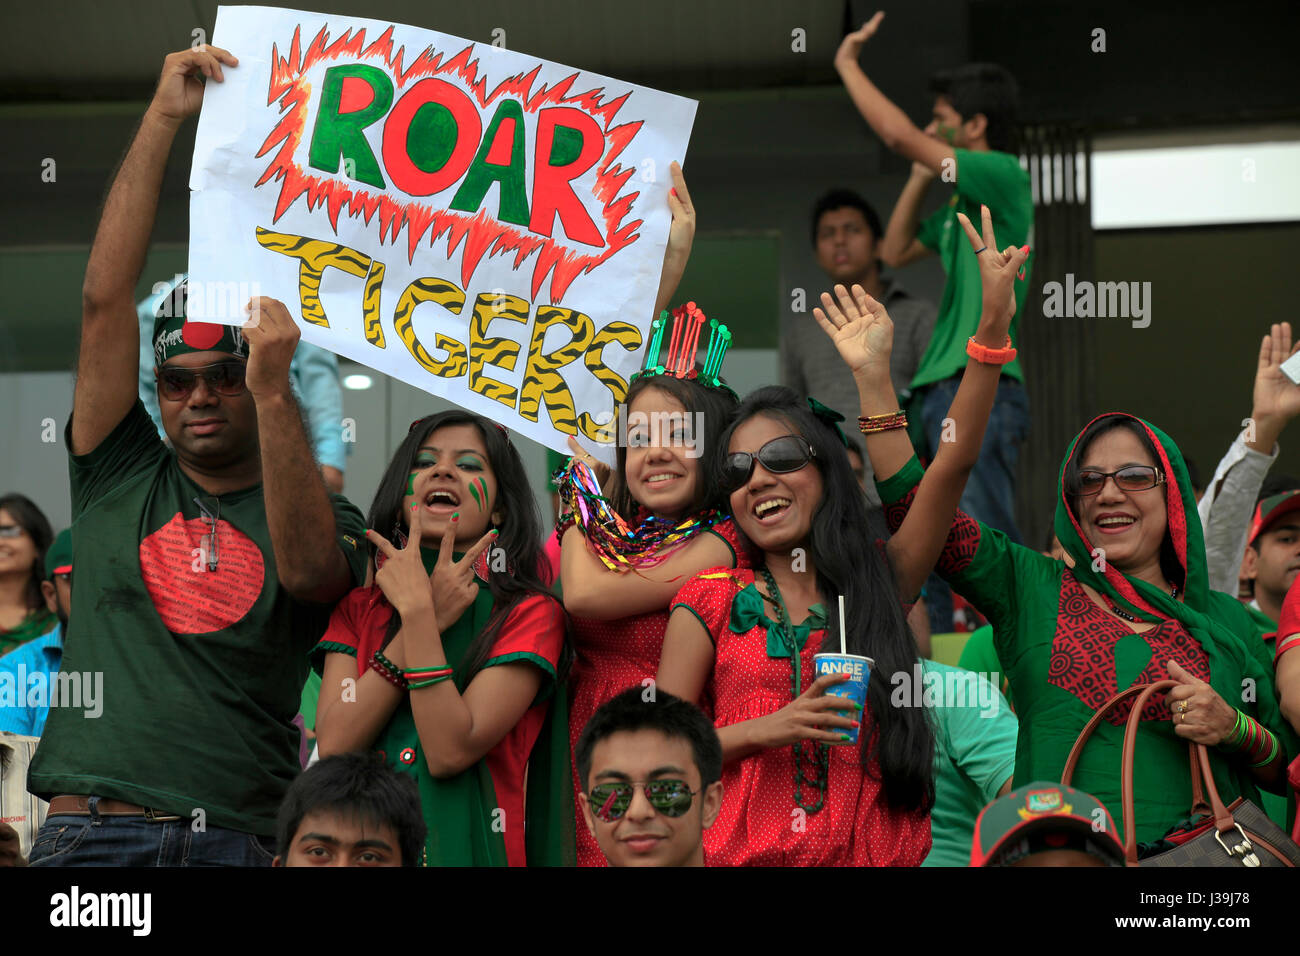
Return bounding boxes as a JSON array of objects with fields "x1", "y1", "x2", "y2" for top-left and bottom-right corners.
[{"x1": 1062, "y1": 680, "x2": 1300, "y2": 867}]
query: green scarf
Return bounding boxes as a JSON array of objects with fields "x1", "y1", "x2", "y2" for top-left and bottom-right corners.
[
  {"x1": 374, "y1": 547, "x2": 574, "y2": 866},
  {"x1": 1054, "y1": 414, "x2": 1297, "y2": 827},
  {"x1": 0, "y1": 606, "x2": 56, "y2": 656}
]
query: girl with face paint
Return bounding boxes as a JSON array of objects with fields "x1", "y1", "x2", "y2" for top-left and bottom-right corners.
[{"x1": 314, "y1": 411, "x2": 574, "y2": 866}]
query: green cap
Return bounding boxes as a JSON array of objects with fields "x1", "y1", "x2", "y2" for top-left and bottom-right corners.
[
  {"x1": 970, "y1": 781, "x2": 1124, "y2": 866},
  {"x1": 44, "y1": 528, "x2": 72, "y2": 580}
]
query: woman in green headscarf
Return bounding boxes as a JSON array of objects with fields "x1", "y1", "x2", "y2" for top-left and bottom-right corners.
[
  {"x1": 876, "y1": 410, "x2": 1297, "y2": 848},
  {"x1": 314, "y1": 411, "x2": 574, "y2": 866}
]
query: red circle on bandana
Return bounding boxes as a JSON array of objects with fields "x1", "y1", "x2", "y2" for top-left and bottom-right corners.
[
  {"x1": 139, "y1": 513, "x2": 264, "y2": 634},
  {"x1": 182, "y1": 321, "x2": 225, "y2": 351}
]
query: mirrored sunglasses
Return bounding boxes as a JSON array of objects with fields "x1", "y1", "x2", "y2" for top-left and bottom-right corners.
[{"x1": 588, "y1": 780, "x2": 697, "y2": 822}]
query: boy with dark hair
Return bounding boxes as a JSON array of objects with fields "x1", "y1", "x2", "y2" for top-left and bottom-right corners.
[
  {"x1": 834, "y1": 12, "x2": 1033, "y2": 633},
  {"x1": 783, "y1": 189, "x2": 936, "y2": 504},
  {"x1": 274, "y1": 754, "x2": 425, "y2": 867},
  {"x1": 575, "y1": 686, "x2": 723, "y2": 867}
]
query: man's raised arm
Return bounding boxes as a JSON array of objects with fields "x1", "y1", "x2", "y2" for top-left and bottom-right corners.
[
  {"x1": 73, "y1": 46, "x2": 237, "y2": 456},
  {"x1": 833, "y1": 15, "x2": 953, "y2": 174}
]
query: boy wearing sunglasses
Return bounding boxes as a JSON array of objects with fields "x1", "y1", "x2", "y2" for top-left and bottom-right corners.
[
  {"x1": 575, "y1": 687, "x2": 723, "y2": 867},
  {"x1": 26, "y1": 45, "x2": 368, "y2": 867}
]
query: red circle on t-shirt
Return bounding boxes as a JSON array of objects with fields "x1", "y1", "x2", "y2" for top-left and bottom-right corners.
[
  {"x1": 139, "y1": 513, "x2": 265, "y2": 634},
  {"x1": 182, "y1": 321, "x2": 225, "y2": 351}
]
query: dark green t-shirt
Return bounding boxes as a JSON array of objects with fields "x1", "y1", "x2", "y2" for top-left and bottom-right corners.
[
  {"x1": 28, "y1": 402, "x2": 367, "y2": 835},
  {"x1": 913, "y1": 148, "x2": 1033, "y2": 389}
]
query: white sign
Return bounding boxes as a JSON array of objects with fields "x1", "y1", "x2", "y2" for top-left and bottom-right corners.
[{"x1": 188, "y1": 5, "x2": 696, "y2": 457}]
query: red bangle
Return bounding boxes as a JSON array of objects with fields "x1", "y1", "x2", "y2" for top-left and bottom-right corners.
[{"x1": 966, "y1": 335, "x2": 1016, "y2": 365}]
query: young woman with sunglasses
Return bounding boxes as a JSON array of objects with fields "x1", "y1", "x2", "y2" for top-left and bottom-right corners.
[
  {"x1": 656, "y1": 207, "x2": 1027, "y2": 865},
  {"x1": 314, "y1": 412, "x2": 572, "y2": 866}
]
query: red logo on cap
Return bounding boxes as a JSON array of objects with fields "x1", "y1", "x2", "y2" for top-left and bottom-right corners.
[{"x1": 182, "y1": 321, "x2": 225, "y2": 350}]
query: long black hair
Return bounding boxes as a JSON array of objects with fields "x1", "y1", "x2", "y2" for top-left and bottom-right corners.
[
  {"x1": 0, "y1": 493, "x2": 54, "y2": 614},
  {"x1": 718, "y1": 386, "x2": 935, "y2": 812},
  {"x1": 1065, "y1": 416, "x2": 1184, "y2": 591},
  {"x1": 608, "y1": 372, "x2": 738, "y2": 520},
  {"x1": 367, "y1": 411, "x2": 568, "y2": 683}
]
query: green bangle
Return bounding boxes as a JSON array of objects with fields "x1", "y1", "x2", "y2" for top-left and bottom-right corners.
[
  {"x1": 1217, "y1": 710, "x2": 1248, "y2": 751},
  {"x1": 407, "y1": 673, "x2": 455, "y2": 690},
  {"x1": 1248, "y1": 730, "x2": 1280, "y2": 769}
]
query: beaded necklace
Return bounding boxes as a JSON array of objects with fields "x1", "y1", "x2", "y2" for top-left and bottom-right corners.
[
  {"x1": 759, "y1": 565, "x2": 829, "y2": 814},
  {"x1": 1109, "y1": 580, "x2": 1180, "y2": 622}
]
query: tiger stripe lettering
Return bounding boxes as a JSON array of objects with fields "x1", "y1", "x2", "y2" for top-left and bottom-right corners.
[
  {"x1": 468, "y1": 293, "x2": 528, "y2": 408},
  {"x1": 362, "y1": 260, "x2": 387, "y2": 347},
  {"x1": 518, "y1": 305, "x2": 593, "y2": 431},
  {"x1": 578, "y1": 320, "x2": 642, "y2": 441},
  {"x1": 256, "y1": 227, "x2": 371, "y2": 328},
  {"x1": 394, "y1": 277, "x2": 468, "y2": 377}
]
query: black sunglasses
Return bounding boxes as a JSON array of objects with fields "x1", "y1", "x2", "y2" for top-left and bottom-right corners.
[
  {"x1": 1074, "y1": 465, "x2": 1164, "y2": 497},
  {"x1": 159, "y1": 362, "x2": 247, "y2": 401},
  {"x1": 721, "y1": 435, "x2": 817, "y2": 493},
  {"x1": 588, "y1": 780, "x2": 697, "y2": 822}
]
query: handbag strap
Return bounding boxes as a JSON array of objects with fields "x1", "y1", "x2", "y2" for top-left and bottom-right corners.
[
  {"x1": 1061, "y1": 683, "x2": 1150, "y2": 786},
  {"x1": 1062, "y1": 680, "x2": 1237, "y2": 865},
  {"x1": 1119, "y1": 681, "x2": 1238, "y2": 864}
]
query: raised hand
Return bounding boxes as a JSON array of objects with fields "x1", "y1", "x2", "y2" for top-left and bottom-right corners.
[
  {"x1": 812, "y1": 282, "x2": 895, "y2": 384},
  {"x1": 664, "y1": 162, "x2": 696, "y2": 273},
  {"x1": 242, "y1": 297, "x2": 300, "y2": 401},
  {"x1": 956, "y1": 205, "x2": 1030, "y2": 340},
  {"x1": 367, "y1": 505, "x2": 435, "y2": 620},
  {"x1": 1251, "y1": 322, "x2": 1300, "y2": 428},
  {"x1": 654, "y1": 161, "x2": 696, "y2": 315},
  {"x1": 834, "y1": 12, "x2": 885, "y2": 66},
  {"x1": 148, "y1": 46, "x2": 238, "y2": 127},
  {"x1": 430, "y1": 513, "x2": 498, "y2": 631}
]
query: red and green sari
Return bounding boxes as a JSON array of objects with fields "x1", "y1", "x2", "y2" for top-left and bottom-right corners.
[
  {"x1": 315, "y1": 549, "x2": 574, "y2": 866},
  {"x1": 878, "y1": 413, "x2": 1297, "y2": 845}
]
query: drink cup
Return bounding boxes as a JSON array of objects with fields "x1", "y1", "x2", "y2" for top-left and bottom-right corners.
[{"x1": 813, "y1": 653, "x2": 873, "y2": 745}]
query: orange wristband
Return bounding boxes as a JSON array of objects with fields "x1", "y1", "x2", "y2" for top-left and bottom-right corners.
[{"x1": 966, "y1": 335, "x2": 1016, "y2": 365}]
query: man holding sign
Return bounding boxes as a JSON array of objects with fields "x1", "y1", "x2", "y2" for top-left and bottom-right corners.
[{"x1": 27, "y1": 45, "x2": 368, "y2": 867}]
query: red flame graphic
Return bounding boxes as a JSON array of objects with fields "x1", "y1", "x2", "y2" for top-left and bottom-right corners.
[{"x1": 255, "y1": 23, "x2": 646, "y2": 303}]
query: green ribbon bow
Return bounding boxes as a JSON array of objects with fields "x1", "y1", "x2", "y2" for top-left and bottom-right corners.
[
  {"x1": 806, "y1": 396, "x2": 849, "y2": 449},
  {"x1": 730, "y1": 583, "x2": 827, "y2": 658}
]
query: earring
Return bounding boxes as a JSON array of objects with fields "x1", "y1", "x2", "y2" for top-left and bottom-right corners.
[{"x1": 392, "y1": 519, "x2": 408, "y2": 548}]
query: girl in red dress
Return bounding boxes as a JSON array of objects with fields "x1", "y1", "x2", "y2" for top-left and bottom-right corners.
[
  {"x1": 561, "y1": 363, "x2": 747, "y2": 865},
  {"x1": 658, "y1": 208, "x2": 1029, "y2": 865}
]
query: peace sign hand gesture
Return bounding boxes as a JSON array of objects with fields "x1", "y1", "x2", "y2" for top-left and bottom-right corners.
[
  {"x1": 366, "y1": 505, "x2": 436, "y2": 620},
  {"x1": 956, "y1": 205, "x2": 1030, "y2": 340},
  {"x1": 812, "y1": 283, "x2": 895, "y2": 387},
  {"x1": 429, "y1": 514, "x2": 498, "y2": 632}
]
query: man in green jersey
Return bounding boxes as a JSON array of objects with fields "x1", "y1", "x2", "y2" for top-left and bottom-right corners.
[{"x1": 27, "y1": 45, "x2": 367, "y2": 867}]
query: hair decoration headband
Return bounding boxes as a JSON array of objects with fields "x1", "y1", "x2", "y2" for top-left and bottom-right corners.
[{"x1": 629, "y1": 301, "x2": 733, "y2": 393}]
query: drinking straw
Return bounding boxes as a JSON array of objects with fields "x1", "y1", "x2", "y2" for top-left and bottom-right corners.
[{"x1": 838, "y1": 595, "x2": 846, "y2": 655}]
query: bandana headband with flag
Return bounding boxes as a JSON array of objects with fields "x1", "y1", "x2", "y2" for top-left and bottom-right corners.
[{"x1": 151, "y1": 278, "x2": 248, "y2": 366}]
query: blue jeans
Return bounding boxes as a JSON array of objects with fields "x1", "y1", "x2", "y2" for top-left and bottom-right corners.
[
  {"x1": 918, "y1": 376, "x2": 1030, "y2": 633},
  {"x1": 28, "y1": 796, "x2": 276, "y2": 867}
]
